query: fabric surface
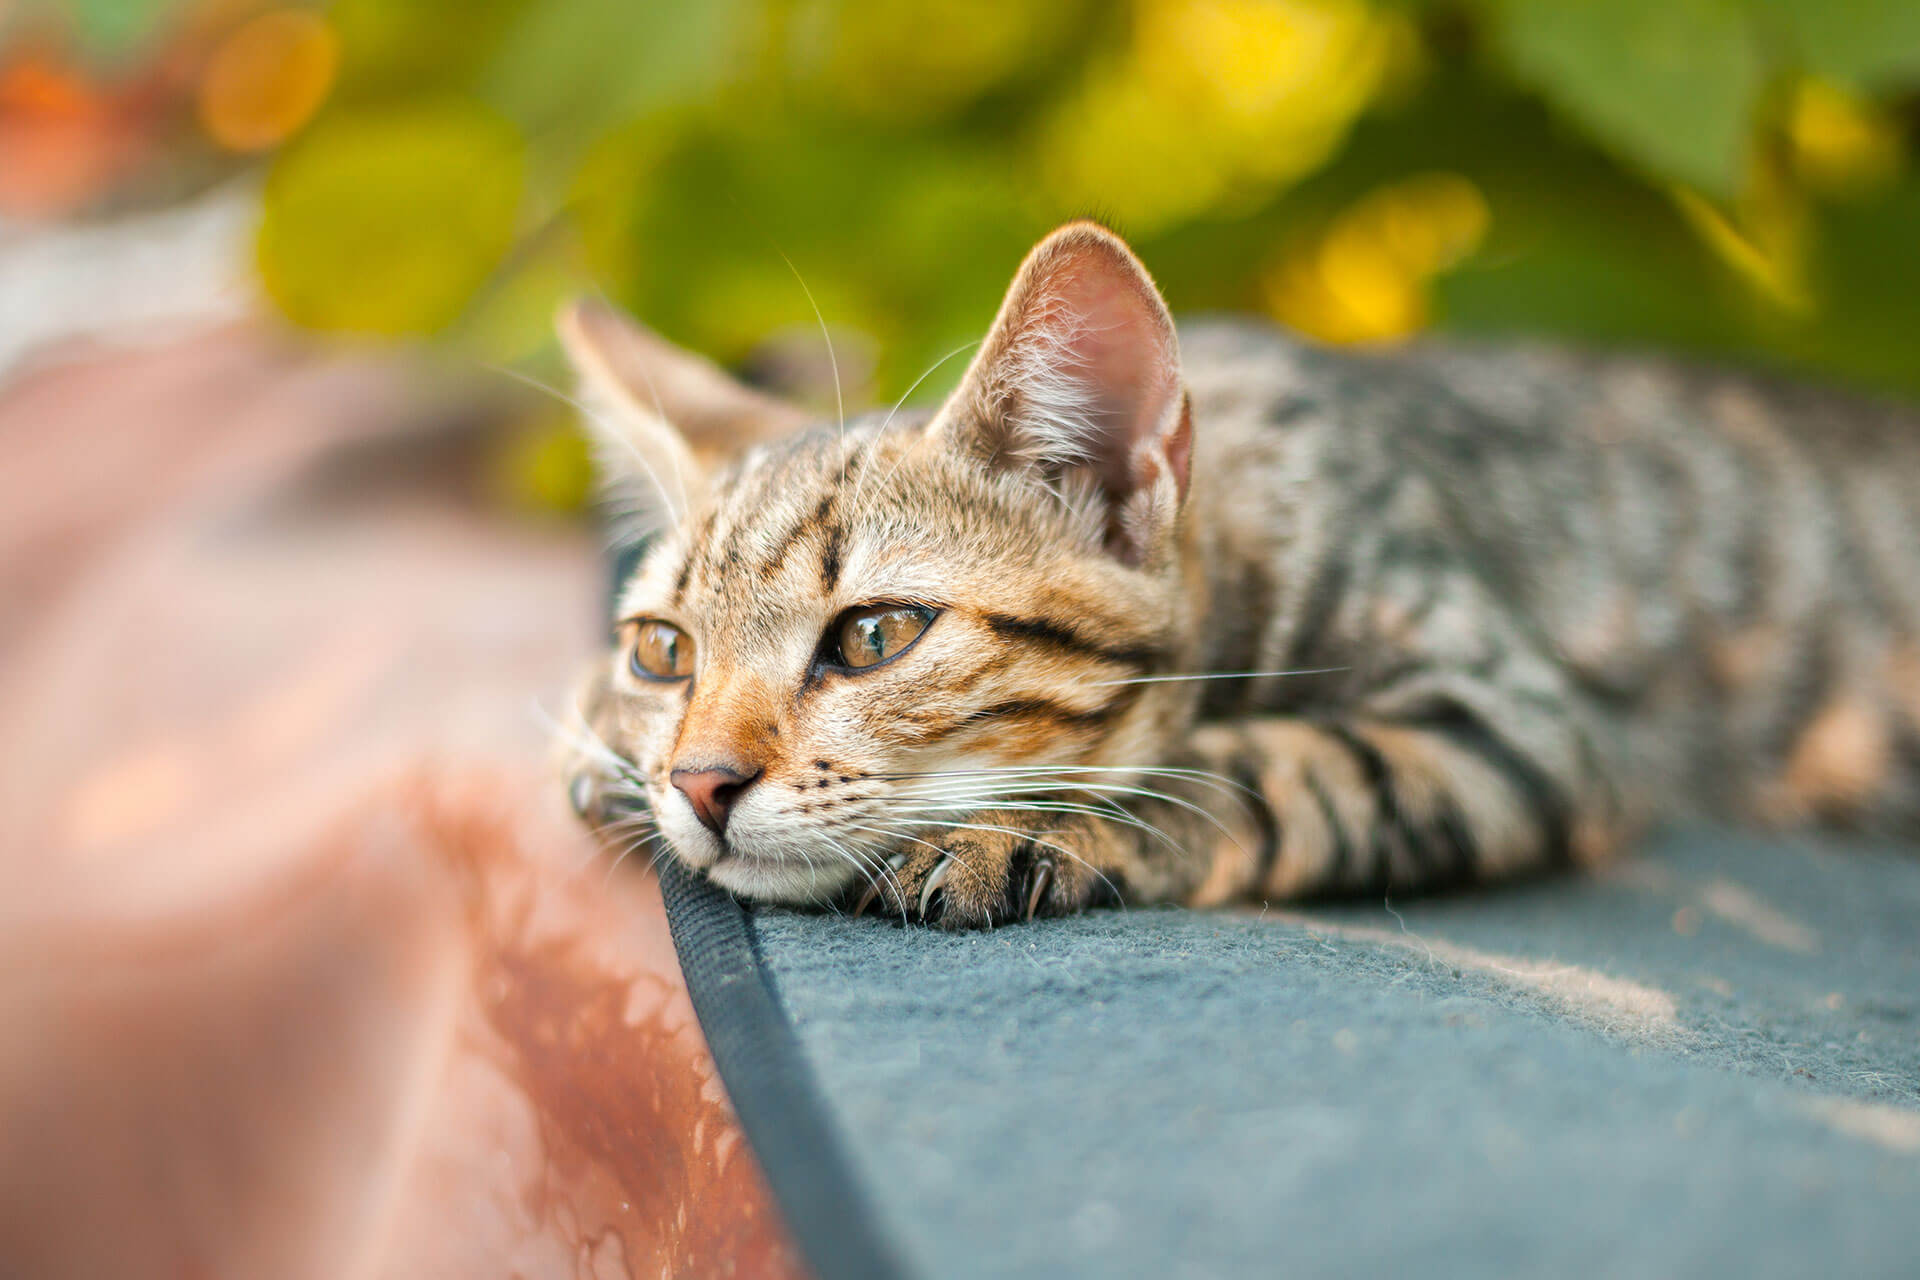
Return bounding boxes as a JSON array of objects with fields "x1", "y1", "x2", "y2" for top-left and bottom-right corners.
[{"x1": 746, "y1": 828, "x2": 1920, "y2": 1279}]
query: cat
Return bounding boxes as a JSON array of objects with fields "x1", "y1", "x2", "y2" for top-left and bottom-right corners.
[{"x1": 557, "y1": 220, "x2": 1920, "y2": 927}]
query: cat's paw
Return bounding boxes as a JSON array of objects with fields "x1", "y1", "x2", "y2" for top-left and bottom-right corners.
[
  {"x1": 553, "y1": 661, "x2": 628, "y2": 829},
  {"x1": 563, "y1": 757, "x2": 610, "y2": 827},
  {"x1": 852, "y1": 811, "x2": 1123, "y2": 929}
]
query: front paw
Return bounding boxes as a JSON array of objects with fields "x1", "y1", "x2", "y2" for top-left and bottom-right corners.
[
  {"x1": 555, "y1": 661, "x2": 628, "y2": 829},
  {"x1": 853, "y1": 810, "x2": 1122, "y2": 929}
]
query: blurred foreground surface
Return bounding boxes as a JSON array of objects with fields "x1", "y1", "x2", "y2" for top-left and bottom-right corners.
[{"x1": 0, "y1": 331, "x2": 803, "y2": 1279}]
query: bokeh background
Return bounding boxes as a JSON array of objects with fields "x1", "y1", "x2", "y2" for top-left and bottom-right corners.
[
  {"x1": 6, "y1": 0, "x2": 1919, "y2": 511},
  {"x1": 3, "y1": 7, "x2": 1919, "y2": 1274}
]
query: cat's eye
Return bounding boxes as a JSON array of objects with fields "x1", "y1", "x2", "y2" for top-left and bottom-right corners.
[
  {"x1": 629, "y1": 619, "x2": 695, "y2": 681},
  {"x1": 830, "y1": 604, "x2": 936, "y2": 671}
]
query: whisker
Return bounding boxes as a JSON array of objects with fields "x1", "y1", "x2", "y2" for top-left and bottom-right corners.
[
  {"x1": 878, "y1": 762, "x2": 1254, "y2": 789},
  {"x1": 838, "y1": 821, "x2": 983, "y2": 922},
  {"x1": 601, "y1": 828, "x2": 666, "y2": 889},
  {"x1": 877, "y1": 817, "x2": 1127, "y2": 911},
  {"x1": 775, "y1": 248, "x2": 845, "y2": 459},
  {"x1": 840, "y1": 821, "x2": 978, "y2": 875},
  {"x1": 1089, "y1": 667, "x2": 1347, "y2": 687},
  {"x1": 820, "y1": 833, "x2": 890, "y2": 916},
  {"x1": 893, "y1": 776, "x2": 1249, "y2": 853},
  {"x1": 889, "y1": 797, "x2": 1186, "y2": 855},
  {"x1": 848, "y1": 339, "x2": 980, "y2": 523},
  {"x1": 485, "y1": 362, "x2": 686, "y2": 531},
  {"x1": 889, "y1": 763, "x2": 1259, "y2": 807},
  {"x1": 843, "y1": 828, "x2": 916, "y2": 925},
  {"x1": 532, "y1": 696, "x2": 648, "y2": 788}
]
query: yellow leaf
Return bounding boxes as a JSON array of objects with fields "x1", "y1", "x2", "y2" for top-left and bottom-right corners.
[
  {"x1": 198, "y1": 9, "x2": 338, "y2": 153},
  {"x1": 258, "y1": 102, "x2": 524, "y2": 335}
]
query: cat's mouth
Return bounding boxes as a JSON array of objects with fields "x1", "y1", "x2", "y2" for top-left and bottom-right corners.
[
  {"x1": 706, "y1": 852, "x2": 856, "y2": 901},
  {"x1": 698, "y1": 838, "x2": 863, "y2": 904}
]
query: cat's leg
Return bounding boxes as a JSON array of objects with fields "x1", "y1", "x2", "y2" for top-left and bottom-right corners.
[
  {"x1": 1170, "y1": 700, "x2": 1625, "y2": 903},
  {"x1": 862, "y1": 688, "x2": 1624, "y2": 926}
]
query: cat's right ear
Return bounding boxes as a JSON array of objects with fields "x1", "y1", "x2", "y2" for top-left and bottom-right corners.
[{"x1": 556, "y1": 298, "x2": 808, "y2": 535}]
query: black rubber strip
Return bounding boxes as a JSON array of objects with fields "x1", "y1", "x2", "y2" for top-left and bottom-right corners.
[
  {"x1": 658, "y1": 858, "x2": 912, "y2": 1280},
  {"x1": 612, "y1": 536, "x2": 905, "y2": 1276}
]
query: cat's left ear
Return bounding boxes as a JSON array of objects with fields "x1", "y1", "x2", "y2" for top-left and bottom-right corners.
[
  {"x1": 557, "y1": 297, "x2": 809, "y2": 538},
  {"x1": 934, "y1": 221, "x2": 1191, "y2": 567}
]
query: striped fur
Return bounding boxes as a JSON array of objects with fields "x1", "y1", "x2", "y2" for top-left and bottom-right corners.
[{"x1": 558, "y1": 222, "x2": 1920, "y2": 927}]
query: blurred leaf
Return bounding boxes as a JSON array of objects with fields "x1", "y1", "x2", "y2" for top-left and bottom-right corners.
[
  {"x1": 575, "y1": 118, "x2": 1041, "y2": 398},
  {"x1": 461, "y1": 224, "x2": 587, "y2": 364},
  {"x1": 61, "y1": 0, "x2": 174, "y2": 64},
  {"x1": 197, "y1": 10, "x2": 340, "y2": 153},
  {"x1": 224, "y1": 0, "x2": 1917, "y2": 413},
  {"x1": 328, "y1": 0, "x2": 535, "y2": 104},
  {"x1": 1781, "y1": 176, "x2": 1920, "y2": 394},
  {"x1": 787, "y1": 0, "x2": 1085, "y2": 124},
  {"x1": 258, "y1": 102, "x2": 524, "y2": 334},
  {"x1": 1754, "y1": 0, "x2": 1920, "y2": 91},
  {"x1": 482, "y1": 0, "x2": 743, "y2": 138},
  {"x1": 1485, "y1": 0, "x2": 1765, "y2": 197},
  {"x1": 493, "y1": 414, "x2": 595, "y2": 514}
]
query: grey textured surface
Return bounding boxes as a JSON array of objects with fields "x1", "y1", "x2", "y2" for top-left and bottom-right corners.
[{"x1": 751, "y1": 829, "x2": 1920, "y2": 1279}]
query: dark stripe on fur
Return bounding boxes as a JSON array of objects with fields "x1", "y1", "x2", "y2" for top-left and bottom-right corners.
[
  {"x1": 756, "y1": 494, "x2": 833, "y2": 580},
  {"x1": 1320, "y1": 722, "x2": 1420, "y2": 888},
  {"x1": 1227, "y1": 754, "x2": 1280, "y2": 887},
  {"x1": 953, "y1": 698, "x2": 1117, "y2": 732},
  {"x1": 1416, "y1": 707, "x2": 1574, "y2": 870},
  {"x1": 1286, "y1": 555, "x2": 1349, "y2": 668},
  {"x1": 981, "y1": 612, "x2": 1161, "y2": 670},
  {"x1": 1303, "y1": 764, "x2": 1353, "y2": 888}
]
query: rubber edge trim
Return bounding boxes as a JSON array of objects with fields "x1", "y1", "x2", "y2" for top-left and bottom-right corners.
[{"x1": 659, "y1": 858, "x2": 913, "y2": 1280}]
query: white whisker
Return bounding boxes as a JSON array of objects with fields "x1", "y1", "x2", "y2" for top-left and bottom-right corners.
[
  {"x1": 848, "y1": 339, "x2": 980, "y2": 523},
  {"x1": 1089, "y1": 667, "x2": 1347, "y2": 687},
  {"x1": 776, "y1": 248, "x2": 844, "y2": 451},
  {"x1": 877, "y1": 817, "x2": 1127, "y2": 910},
  {"x1": 485, "y1": 362, "x2": 686, "y2": 531}
]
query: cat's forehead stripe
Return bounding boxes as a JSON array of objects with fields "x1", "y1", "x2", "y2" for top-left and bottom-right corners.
[{"x1": 679, "y1": 436, "x2": 889, "y2": 598}]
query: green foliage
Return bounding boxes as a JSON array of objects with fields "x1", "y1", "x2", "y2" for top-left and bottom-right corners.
[
  {"x1": 56, "y1": 0, "x2": 176, "y2": 64},
  {"x1": 482, "y1": 0, "x2": 745, "y2": 141},
  {"x1": 1755, "y1": 0, "x2": 1920, "y2": 90},
  {"x1": 131, "y1": 0, "x2": 1918, "y2": 402},
  {"x1": 258, "y1": 102, "x2": 524, "y2": 334},
  {"x1": 1486, "y1": 0, "x2": 1766, "y2": 197}
]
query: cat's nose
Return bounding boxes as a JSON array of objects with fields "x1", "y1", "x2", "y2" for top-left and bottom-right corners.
[{"x1": 669, "y1": 764, "x2": 762, "y2": 836}]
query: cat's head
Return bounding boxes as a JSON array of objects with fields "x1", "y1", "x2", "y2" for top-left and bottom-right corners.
[{"x1": 561, "y1": 222, "x2": 1201, "y2": 904}]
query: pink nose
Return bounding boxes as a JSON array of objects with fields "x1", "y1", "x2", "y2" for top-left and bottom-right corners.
[{"x1": 669, "y1": 765, "x2": 761, "y2": 835}]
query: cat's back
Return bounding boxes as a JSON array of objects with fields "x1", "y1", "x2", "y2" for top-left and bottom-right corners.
[
  {"x1": 1175, "y1": 317, "x2": 1920, "y2": 823},
  {"x1": 1178, "y1": 317, "x2": 1920, "y2": 483},
  {"x1": 1176, "y1": 317, "x2": 1920, "y2": 620}
]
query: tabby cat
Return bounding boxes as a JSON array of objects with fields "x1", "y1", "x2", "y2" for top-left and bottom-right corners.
[{"x1": 558, "y1": 221, "x2": 1920, "y2": 927}]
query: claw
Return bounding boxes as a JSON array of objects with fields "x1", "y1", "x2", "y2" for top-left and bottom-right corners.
[
  {"x1": 1024, "y1": 859, "x2": 1053, "y2": 922},
  {"x1": 568, "y1": 773, "x2": 596, "y2": 821},
  {"x1": 918, "y1": 857, "x2": 952, "y2": 919},
  {"x1": 853, "y1": 880, "x2": 881, "y2": 918}
]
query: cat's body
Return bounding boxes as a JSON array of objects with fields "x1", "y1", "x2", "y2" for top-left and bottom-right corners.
[
  {"x1": 560, "y1": 223, "x2": 1920, "y2": 925},
  {"x1": 1180, "y1": 323, "x2": 1920, "y2": 852}
]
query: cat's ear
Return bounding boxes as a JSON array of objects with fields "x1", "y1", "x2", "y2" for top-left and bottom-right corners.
[
  {"x1": 556, "y1": 298, "x2": 809, "y2": 533},
  {"x1": 934, "y1": 221, "x2": 1191, "y2": 567}
]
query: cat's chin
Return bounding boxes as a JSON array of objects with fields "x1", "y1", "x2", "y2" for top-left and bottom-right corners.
[{"x1": 698, "y1": 848, "x2": 860, "y2": 906}]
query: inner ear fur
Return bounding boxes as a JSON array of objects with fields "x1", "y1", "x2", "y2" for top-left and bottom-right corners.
[{"x1": 934, "y1": 221, "x2": 1191, "y2": 562}]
